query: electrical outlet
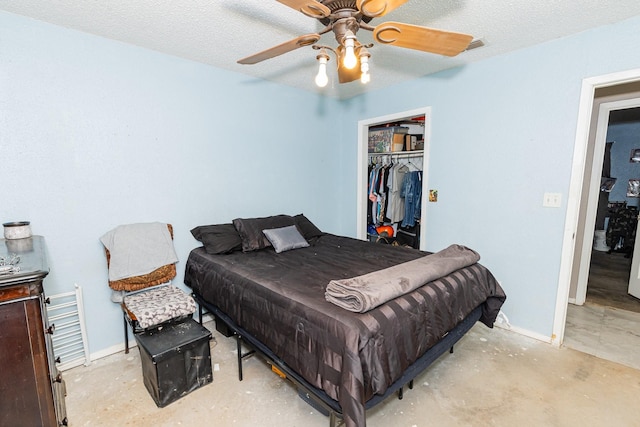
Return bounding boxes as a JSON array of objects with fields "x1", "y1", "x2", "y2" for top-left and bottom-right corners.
[{"x1": 543, "y1": 192, "x2": 562, "y2": 208}]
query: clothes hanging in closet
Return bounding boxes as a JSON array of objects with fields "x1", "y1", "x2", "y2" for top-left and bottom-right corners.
[
  {"x1": 400, "y1": 170, "x2": 423, "y2": 228},
  {"x1": 387, "y1": 163, "x2": 408, "y2": 223},
  {"x1": 368, "y1": 162, "x2": 391, "y2": 227},
  {"x1": 368, "y1": 157, "x2": 422, "y2": 231}
]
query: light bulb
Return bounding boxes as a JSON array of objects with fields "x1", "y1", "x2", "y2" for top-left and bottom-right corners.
[
  {"x1": 360, "y1": 53, "x2": 370, "y2": 84},
  {"x1": 343, "y1": 35, "x2": 357, "y2": 69},
  {"x1": 315, "y1": 56, "x2": 329, "y2": 88}
]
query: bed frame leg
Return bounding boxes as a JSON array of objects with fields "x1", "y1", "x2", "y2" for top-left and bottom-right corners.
[
  {"x1": 450, "y1": 345, "x2": 454, "y2": 354},
  {"x1": 234, "y1": 334, "x2": 256, "y2": 382},
  {"x1": 123, "y1": 314, "x2": 129, "y2": 354},
  {"x1": 237, "y1": 335, "x2": 244, "y2": 381},
  {"x1": 398, "y1": 380, "x2": 415, "y2": 400}
]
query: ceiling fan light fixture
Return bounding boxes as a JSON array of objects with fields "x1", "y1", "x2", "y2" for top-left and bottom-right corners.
[
  {"x1": 315, "y1": 49, "x2": 330, "y2": 88},
  {"x1": 241, "y1": 1, "x2": 475, "y2": 90},
  {"x1": 342, "y1": 30, "x2": 358, "y2": 69}
]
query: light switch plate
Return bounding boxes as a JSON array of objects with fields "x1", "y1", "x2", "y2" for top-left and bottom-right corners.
[{"x1": 543, "y1": 192, "x2": 562, "y2": 208}]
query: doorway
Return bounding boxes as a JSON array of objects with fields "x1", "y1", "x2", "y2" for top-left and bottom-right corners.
[
  {"x1": 555, "y1": 69, "x2": 640, "y2": 369},
  {"x1": 552, "y1": 69, "x2": 640, "y2": 369},
  {"x1": 554, "y1": 70, "x2": 640, "y2": 346},
  {"x1": 585, "y1": 106, "x2": 640, "y2": 314},
  {"x1": 356, "y1": 107, "x2": 431, "y2": 249},
  {"x1": 572, "y1": 96, "x2": 640, "y2": 308}
]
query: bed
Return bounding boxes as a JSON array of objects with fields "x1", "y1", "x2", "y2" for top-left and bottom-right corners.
[{"x1": 184, "y1": 214, "x2": 506, "y2": 427}]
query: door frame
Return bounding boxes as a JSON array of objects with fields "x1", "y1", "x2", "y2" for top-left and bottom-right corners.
[
  {"x1": 629, "y1": 206, "x2": 640, "y2": 299},
  {"x1": 356, "y1": 107, "x2": 432, "y2": 249},
  {"x1": 553, "y1": 68, "x2": 640, "y2": 346},
  {"x1": 574, "y1": 97, "x2": 640, "y2": 305}
]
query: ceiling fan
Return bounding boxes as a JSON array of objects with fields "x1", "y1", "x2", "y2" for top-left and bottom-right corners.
[{"x1": 237, "y1": 0, "x2": 474, "y2": 86}]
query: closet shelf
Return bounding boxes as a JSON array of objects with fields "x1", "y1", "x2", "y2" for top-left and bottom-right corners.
[{"x1": 368, "y1": 150, "x2": 423, "y2": 158}]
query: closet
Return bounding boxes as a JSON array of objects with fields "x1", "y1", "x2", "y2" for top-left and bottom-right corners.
[
  {"x1": 367, "y1": 150, "x2": 424, "y2": 248},
  {"x1": 357, "y1": 107, "x2": 430, "y2": 249}
]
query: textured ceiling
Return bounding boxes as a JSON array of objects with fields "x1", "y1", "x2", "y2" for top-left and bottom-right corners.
[{"x1": 2, "y1": 0, "x2": 640, "y2": 99}]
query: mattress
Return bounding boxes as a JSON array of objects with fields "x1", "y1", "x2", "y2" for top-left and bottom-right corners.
[{"x1": 184, "y1": 233, "x2": 506, "y2": 427}]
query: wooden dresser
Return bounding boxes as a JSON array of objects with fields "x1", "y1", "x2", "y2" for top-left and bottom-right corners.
[{"x1": 0, "y1": 236, "x2": 68, "y2": 426}]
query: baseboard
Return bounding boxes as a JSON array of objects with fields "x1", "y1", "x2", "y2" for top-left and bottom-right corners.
[
  {"x1": 494, "y1": 322, "x2": 553, "y2": 344},
  {"x1": 57, "y1": 342, "x2": 136, "y2": 371},
  {"x1": 57, "y1": 358, "x2": 90, "y2": 372},
  {"x1": 87, "y1": 341, "x2": 138, "y2": 364}
]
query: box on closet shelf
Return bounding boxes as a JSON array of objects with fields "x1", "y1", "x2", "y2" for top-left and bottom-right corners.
[{"x1": 368, "y1": 126, "x2": 409, "y2": 153}]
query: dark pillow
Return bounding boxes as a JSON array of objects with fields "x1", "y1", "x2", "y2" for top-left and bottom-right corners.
[
  {"x1": 262, "y1": 225, "x2": 310, "y2": 253},
  {"x1": 191, "y1": 224, "x2": 221, "y2": 241},
  {"x1": 293, "y1": 214, "x2": 323, "y2": 239},
  {"x1": 190, "y1": 224, "x2": 242, "y2": 254},
  {"x1": 233, "y1": 215, "x2": 296, "y2": 252}
]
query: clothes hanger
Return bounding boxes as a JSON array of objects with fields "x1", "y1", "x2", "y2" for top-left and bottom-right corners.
[{"x1": 406, "y1": 157, "x2": 422, "y2": 171}]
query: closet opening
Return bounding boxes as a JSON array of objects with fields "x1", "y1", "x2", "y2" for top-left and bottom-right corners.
[{"x1": 357, "y1": 107, "x2": 431, "y2": 250}]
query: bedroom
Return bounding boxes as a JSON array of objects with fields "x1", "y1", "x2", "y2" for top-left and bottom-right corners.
[{"x1": 1, "y1": 1, "x2": 640, "y2": 425}]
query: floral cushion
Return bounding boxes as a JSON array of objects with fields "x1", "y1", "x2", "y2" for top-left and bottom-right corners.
[{"x1": 123, "y1": 284, "x2": 196, "y2": 329}]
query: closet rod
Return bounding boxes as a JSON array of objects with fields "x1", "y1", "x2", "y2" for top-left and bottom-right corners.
[{"x1": 368, "y1": 150, "x2": 423, "y2": 158}]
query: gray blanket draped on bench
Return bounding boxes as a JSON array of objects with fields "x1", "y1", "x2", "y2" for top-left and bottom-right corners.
[{"x1": 325, "y1": 244, "x2": 480, "y2": 313}]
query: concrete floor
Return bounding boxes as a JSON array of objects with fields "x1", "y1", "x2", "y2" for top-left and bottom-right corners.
[{"x1": 64, "y1": 320, "x2": 640, "y2": 427}]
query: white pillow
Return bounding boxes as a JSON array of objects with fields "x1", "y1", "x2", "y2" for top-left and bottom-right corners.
[{"x1": 262, "y1": 225, "x2": 310, "y2": 253}]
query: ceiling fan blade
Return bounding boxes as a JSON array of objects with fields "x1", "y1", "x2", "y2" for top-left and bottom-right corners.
[
  {"x1": 356, "y1": 0, "x2": 409, "y2": 17},
  {"x1": 277, "y1": 0, "x2": 331, "y2": 18},
  {"x1": 373, "y1": 22, "x2": 473, "y2": 57},
  {"x1": 237, "y1": 34, "x2": 321, "y2": 65},
  {"x1": 336, "y1": 45, "x2": 361, "y2": 84}
]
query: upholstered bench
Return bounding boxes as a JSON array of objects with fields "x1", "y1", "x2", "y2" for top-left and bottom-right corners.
[{"x1": 121, "y1": 284, "x2": 196, "y2": 352}]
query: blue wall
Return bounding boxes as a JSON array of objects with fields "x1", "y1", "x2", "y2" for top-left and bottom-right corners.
[
  {"x1": 0, "y1": 11, "x2": 345, "y2": 355},
  {"x1": 3, "y1": 9, "x2": 640, "y2": 355}
]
